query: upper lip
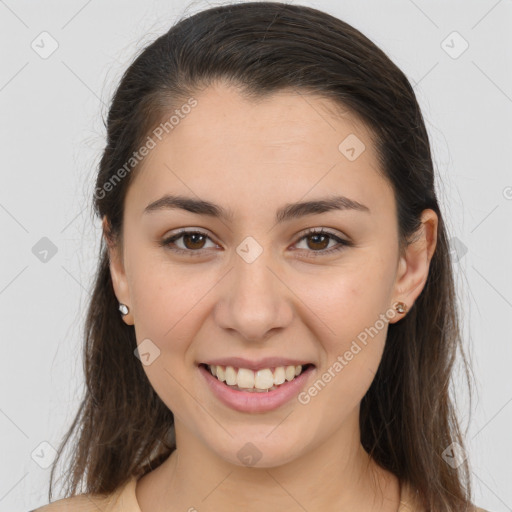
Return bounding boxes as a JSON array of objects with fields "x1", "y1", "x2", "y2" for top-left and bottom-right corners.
[{"x1": 201, "y1": 357, "x2": 314, "y2": 372}]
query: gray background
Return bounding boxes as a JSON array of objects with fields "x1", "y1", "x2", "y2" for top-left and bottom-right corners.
[{"x1": 0, "y1": 0, "x2": 511, "y2": 510}]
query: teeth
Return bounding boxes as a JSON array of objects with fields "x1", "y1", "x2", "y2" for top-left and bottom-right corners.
[
  {"x1": 254, "y1": 369, "x2": 274, "y2": 389},
  {"x1": 207, "y1": 364, "x2": 306, "y2": 390},
  {"x1": 285, "y1": 365, "x2": 296, "y2": 381},
  {"x1": 274, "y1": 366, "x2": 286, "y2": 385},
  {"x1": 237, "y1": 368, "x2": 255, "y2": 389},
  {"x1": 225, "y1": 366, "x2": 237, "y2": 385}
]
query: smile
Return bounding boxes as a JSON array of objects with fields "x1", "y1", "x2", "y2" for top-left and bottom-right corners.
[
  {"x1": 204, "y1": 363, "x2": 312, "y2": 392},
  {"x1": 198, "y1": 363, "x2": 316, "y2": 413}
]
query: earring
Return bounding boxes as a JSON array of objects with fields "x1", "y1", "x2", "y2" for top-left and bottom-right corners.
[
  {"x1": 118, "y1": 303, "x2": 129, "y2": 316},
  {"x1": 394, "y1": 301, "x2": 408, "y2": 314}
]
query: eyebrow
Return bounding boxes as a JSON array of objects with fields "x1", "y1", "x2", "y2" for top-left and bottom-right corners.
[{"x1": 143, "y1": 194, "x2": 370, "y2": 223}]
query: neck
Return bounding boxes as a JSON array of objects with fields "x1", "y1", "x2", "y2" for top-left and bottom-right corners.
[{"x1": 136, "y1": 409, "x2": 400, "y2": 512}]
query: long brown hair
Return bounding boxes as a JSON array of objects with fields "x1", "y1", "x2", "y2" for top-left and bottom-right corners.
[{"x1": 48, "y1": 3, "x2": 474, "y2": 510}]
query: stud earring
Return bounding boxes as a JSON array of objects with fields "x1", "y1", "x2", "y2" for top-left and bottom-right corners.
[
  {"x1": 118, "y1": 303, "x2": 129, "y2": 316},
  {"x1": 394, "y1": 301, "x2": 408, "y2": 314}
]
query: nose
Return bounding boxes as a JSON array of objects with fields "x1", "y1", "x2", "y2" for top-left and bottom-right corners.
[{"x1": 213, "y1": 247, "x2": 294, "y2": 343}]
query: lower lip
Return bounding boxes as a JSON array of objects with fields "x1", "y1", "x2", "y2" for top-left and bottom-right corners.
[{"x1": 199, "y1": 364, "x2": 315, "y2": 413}]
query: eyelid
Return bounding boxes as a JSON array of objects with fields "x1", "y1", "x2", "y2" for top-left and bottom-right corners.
[
  {"x1": 292, "y1": 227, "x2": 352, "y2": 254},
  {"x1": 160, "y1": 228, "x2": 219, "y2": 251}
]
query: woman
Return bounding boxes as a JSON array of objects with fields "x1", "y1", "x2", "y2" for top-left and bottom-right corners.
[{"x1": 33, "y1": 2, "x2": 489, "y2": 511}]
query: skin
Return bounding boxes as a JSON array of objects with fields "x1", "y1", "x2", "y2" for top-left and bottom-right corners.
[{"x1": 105, "y1": 81, "x2": 437, "y2": 512}]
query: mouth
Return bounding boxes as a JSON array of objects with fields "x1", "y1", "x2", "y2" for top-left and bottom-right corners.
[{"x1": 199, "y1": 362, "x2": 315, "y2": 393}]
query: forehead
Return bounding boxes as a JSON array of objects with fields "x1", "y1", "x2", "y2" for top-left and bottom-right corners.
[{"x1": 125, "y1": 82, "x2": 394, "y2": 221}]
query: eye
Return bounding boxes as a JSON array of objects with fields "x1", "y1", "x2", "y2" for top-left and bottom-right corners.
[
  {"x1": 293, "y1": 227, "x2": 352, "y2": 255},
  {"x1": 159, "y1": 229, "x2": 218, "y2": 256},
  {"x1": 159, "y1": 227, "x2": 352, "y2": 256}
]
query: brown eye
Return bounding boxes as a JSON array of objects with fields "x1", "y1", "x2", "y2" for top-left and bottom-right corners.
[
  {"x1": 160, "y1": 228, "x2": 351, "y2": 257},
  {"x1": 294, "y1": 228, "x2": 351, "y2": 255},
  {"x1": 160, "y1": 230, "x2": 217, "y2": 255},
  {"x1": 305, "y1": 233, "x2": 331, "y2": 251},
  {"x1": 181, "y1": 232, "x2": 207, "y2": 250}
]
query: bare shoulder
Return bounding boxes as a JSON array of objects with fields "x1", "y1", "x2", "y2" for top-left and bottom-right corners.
[
  {"x1": 29, "y1": 476, "x2": 138, "y2": 512},
  {"x1": 30, "y1": 492, "x2": 113, "y2": 512}
]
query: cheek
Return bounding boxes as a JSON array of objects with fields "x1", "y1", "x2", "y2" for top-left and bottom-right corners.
[
  {"x1": 124, "y1": 236, "x2": 197, "y2": 332},
  {"x1": 127, "y1": 256, "x2": 227, "y2": 380},
  {"x1": 307, "y1": 256, "x2": 395, "y2": 340},
  {"x1": 131, "y1": 270, "x2": 203, "y2": 347},
  {"x1": 297, "y1": 281, "x2": 391, "y2": 429},
  {"x1": 127, "y1": 263, "x2": 210, "y2": 415},
  {"x1": 300, "y1": 250, "x2": 396, "y2": 397}
]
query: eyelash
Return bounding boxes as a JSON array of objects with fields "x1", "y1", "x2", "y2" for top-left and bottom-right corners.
[{"x1": 159, "y1": 227, "x2": 352, "y2": 257}]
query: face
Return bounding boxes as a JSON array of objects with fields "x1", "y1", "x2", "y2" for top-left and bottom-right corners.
[{"x1": 106, "y1": 82, "x2": 436, "y2": 469}]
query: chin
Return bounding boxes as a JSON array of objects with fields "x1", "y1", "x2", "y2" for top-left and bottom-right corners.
[{"x1": 208, "y1": 435, "x2": 305, "y2": 469}]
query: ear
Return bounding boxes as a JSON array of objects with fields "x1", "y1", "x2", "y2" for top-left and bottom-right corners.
[
  {"x1": 389, "y1": 209, "x2": 438, "y2": 324},
  {"x1": 102, "y1": 216, "x2": 134, "y2": 326}
]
